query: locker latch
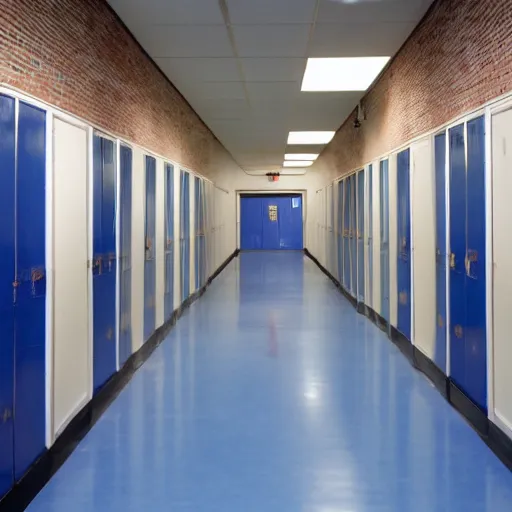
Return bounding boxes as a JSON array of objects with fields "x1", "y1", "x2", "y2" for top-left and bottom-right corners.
[
  {"x1": 437, "y1": 314, "x2": 444, "y2": 328},
  {"x1": 1, "y1": 408, "x2": 12, "y2": 424},
  {"x1": 167, "y1": 238, "x2": 173, "y2": 248},
  {"x1": 93, "y1": 256, "x2": 103, "y2": 275},
  {"x1": 466, "y1": 249, "x2": 478, "y2": 277},
  {"x1": 106, "y1": 327, "x2": 114, "y2": 341},
  {"x1": 454, "y1": 325, "x2": 463, "y2": 339},
  {"x1": 399, "y1": 290, "x2": 408, "y2": 305},
  {"x1": 450, "y1": 253, "x2": 456, "y2": 269}
]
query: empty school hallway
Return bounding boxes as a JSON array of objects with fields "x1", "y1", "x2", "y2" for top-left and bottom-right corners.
[{"x1": 27, "y1": 252, "x2": 512, "y2": 511}]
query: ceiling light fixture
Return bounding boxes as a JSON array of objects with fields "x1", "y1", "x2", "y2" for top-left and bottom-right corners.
[
  {"x1": 287, "y1": 131, "x2": 335, "y2": 145},
  {"x1": 284, "y1": 153, "x2": 319, "y2": 161},
  {"x1": 301, "y1": 57, "x2": 391, "y2": 92},
  {"x1": 283, "y1": 161, "x2": 314, "y2": 167}
]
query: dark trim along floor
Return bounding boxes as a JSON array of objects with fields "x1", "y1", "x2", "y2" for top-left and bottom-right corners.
[
  {"x1": 0, "y1": 249, "x2": 240, "y2": 512},
  {"x1": 304, "y1": 248, "x2": 512, "y2": 472}
]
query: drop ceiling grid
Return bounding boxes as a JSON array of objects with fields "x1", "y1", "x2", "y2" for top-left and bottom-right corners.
[{"x1": 107, "y1": 0, "x2": 434, "y2": 168}]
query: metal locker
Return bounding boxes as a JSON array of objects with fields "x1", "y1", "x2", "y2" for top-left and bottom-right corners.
[
  {"x1": 119, "y1": 144, "x2": 133, "y2": 368},
  {"x1": 0, "y1": 94, "x2": 15, "y2": 498},
  {"x1": 357, "y1": 170, "x2": 365, "y2": 303},
  {"x1": 464, "y1": 116, "x2": 487, "y2": 410},
  {"x1": 164, "y1": 163, "x2": 174, "y2": 320},
  {"x1": 180, "y1": 170, "x2": 190, "y2": 302},
  {"x1": 397, "y1": 148, "x2": 411, "y2": 340},
  {"x1": 15, "y1": 102, "x2": 46, "y2": 478},
  {"x1": 449, "y1": 124, "x2": 467, "y2": 393},
  {"x1": 350, "y1": 175, "x2": 357, "y2": 297},
  {"x1": 92, "y1": 135, "x2": 117, "y2": 391},
  {"x1": 368, "y1": 164, "x2": 373, "y2": 307},
  {"x1": 337, "y1": 180, "x2": 344, "y2": 284},
  {"x1": 195, "y1": 177, "x2": 206, "y2": 289},
  {"x1": 380, "y1": 160, "x2": 390, "y2": 322},
  {"x1": 144, "y1": 156, "x2": 156, "y2": 341},
  {"x1": 434, "y1": 133, "x2": 447, "y2": 371},
  {"x1": 343, "y1": 178, "x2": 351, "y2": 291}
]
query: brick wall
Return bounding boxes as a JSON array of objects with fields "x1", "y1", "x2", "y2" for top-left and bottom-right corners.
[
  {"x1": 0, "y1": 0, "x2": 238, "y2": 177},
  {"x1": 313, "y1": 0, "x2": 512, "y2": 181}
]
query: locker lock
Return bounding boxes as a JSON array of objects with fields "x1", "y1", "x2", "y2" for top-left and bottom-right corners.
[{"x1": 450, "y1": 253, "x2": 455, "y2": 269}]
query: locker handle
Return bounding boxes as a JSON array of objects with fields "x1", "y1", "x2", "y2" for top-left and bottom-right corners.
[{"x1": 450, "y1": 253, "x2": 455, "y2": 269}]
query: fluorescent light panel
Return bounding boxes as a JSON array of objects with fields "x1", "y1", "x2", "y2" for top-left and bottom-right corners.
[
  {"x1": 283, "y1": 160, "x2": 314, "y2": 167},
  {"x1": 302, "y1": 57, "x2": 390, "y2": 92},
  {"x1": 287, "y1": 131, "x2": 335, "y2": 145},
  {"x1": 285, "y1": 153, "x2": 319, "y2": 161}
]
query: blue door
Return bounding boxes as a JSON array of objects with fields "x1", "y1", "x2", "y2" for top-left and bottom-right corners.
[
  {"x1": 343, "y1": 179, "x2": 351, "y2": 291},
  {"x1": 449, "y1": 124, "x2": 467, "y2": 392},
  {"x1": 397, "y1": 149, "x2": 411, "y2": 340},
  {"x1": 144, "y1": 156, "x2": 156, "y2": 341},
  {"x1": 119, "y1": 144, "x2": 132, "y2": 368},
  {"x1": 434, "y1": 133, "x2": 447, "y2": 371},
  {"x1": 357, "y1": 170, "x2": 365, "y2": 303},
  {"x1": 0, "y1": 94, "x2": 15, "y2": 498},
  {"x1": 240, "y1": 195, "x2": 303, "y2": 250},
  {"x1": 350, "y1": 175, "x2": 357, "y2": 297},
  {"x1": 465, "y1": 116, "x2": 487, "y2": 410},
  {"x1": 368, "y1": 164, "x2": 373, "y2": 306},
  {"x1": 164, "y1": 164, "x2": 174, "y2": 320},
  {"x1": 337, "y1": 181, "x2": 344, "y2": 283},
  {"x1": 92, "y1": 135, "x2": 117, "y2": 391},
  {"x1": 15, "y1": 102, "x2": 46, "y2": 478},
  {"x1": 380, "y1": 160, "x2": 390, "y2": 322},
  {"x1": 180, "y1": 170, "x2": 190, "y2": 302}
]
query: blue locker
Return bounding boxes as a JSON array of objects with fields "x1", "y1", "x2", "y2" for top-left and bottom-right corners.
[
  {"x1": 434, "y1": 133, "x2": 447, "y2": 371},
  {"x1": 15, "y1": 102, "x2": 46, "y2": 478},
  {"x1": 164, "y1": 163, "x2": 174, "y2": 320},
  {"x1": 144, "y1": 156, "x2": 156, "y2": 340},
  {"x1": 380, "y1": 160, "x2": 390, "y2": 322},
  {"x1": 449, "y1": 124, "x2": 467, "y2": 394},
  {"x1": 195, "y1": 177, "x2": 206, "y2": 289},
  {"x1": 119, "y1": 145, "x2": 132, "y2": 368},
  {"x1": 343, "y1": 179, "x2": 351, "y2": 291},
  {"x1": 0, "y1": 94, "x2": 15, "y2": 498},
  {"x1": 464, "y1": 117, "x2": 487, "y2": 409},
  {"x1": 397, "y1": 149, "x2": 411, "y2": 340},
  {"x1": 92, "y1": 135, "x2": 117, "y2": 391},
  {"x1": 350, "y1": 175, "x2": 357, "y2": 297},
  {"x1": 368, "y1": 164, "x2": 373, "y2": 306},
  {"x1": 180, "y1": 170, "x2": 190, "y2": 302},
  {"x1": 357, "y1": 170, "x2": 365, "y2": 303},
  {"x1": 330, "y1": 187, "x2": 335, "y2": 275},
  {"x1": 337, "y1": 181, "x2": 344, "y2": 283}
]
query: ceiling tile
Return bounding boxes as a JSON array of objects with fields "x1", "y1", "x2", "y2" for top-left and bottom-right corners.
[
  {"x1": 233, "y1": 25, "x2": 310, "y2": 58},
  {"x1": 155, "y1": 58, "x2": 240, "y2": 82},
  {"x1": 308, "y1": 22, "x2": 416, "y2": 57},
  {"x1": 246, "y1": 82, "x2": 301, "y2": 101},
  {"x1": 108, "y1": 0, "x2": 225, "y2": 25},
  {"x1": 241, "y1": 58, "x2": 307, "y2": 82},
  {"x1": 226, "y1": 0, "x2": 317, "y2": 24},
  {"x1": 316, "y1": 0, "x2": 432, "y2": 24},
  {"x1": 182, "y1": 82, "x2": 248, "y2": 101},
  {"x1": 133, "y1": 25, "x2": 233, "y2": 58}
]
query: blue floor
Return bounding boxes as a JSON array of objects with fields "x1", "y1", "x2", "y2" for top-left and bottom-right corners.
[{"x1": 29, "y1": 252, "x2": 512, "y2": 511}]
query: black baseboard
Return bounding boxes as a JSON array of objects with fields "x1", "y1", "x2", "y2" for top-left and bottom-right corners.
[
  {"x1": 0, "y1": 249, "x2": 239, "y2": 512},
  {"x1": 303, "y1": 247, "x2": 512, "y2": 473}
]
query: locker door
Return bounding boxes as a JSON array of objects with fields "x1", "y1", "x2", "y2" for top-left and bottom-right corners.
[
  {"x1": 357, "y1": 170, "x2": 365, "y2": 303},
  {"x1": 337, "y1": 181, "x2": 344, "y2": 283},
  {"x1": 15, "y1": 102, "x2": 46, "y2": 478},
  {"x1": 397, "y1": 149, "x2": 411, "y2": 340},
  {"x1": 92, "y1": 136, "x2": 117, "y2": 391},
  {"x1": 343, "y1": 179, "x2": 351, "y2": 291},
  {"x1": 195, "y1": 177, "x2": 200, "y2": 288},
  {"x1": 449, "y1": 124, "x2": 467, "y2": 391},
  {"x1": 0, "y1": 94, "x2": 15, "y2": 498},
  {"x1": 434, "y1": 133, "x2": 447, "y2": 371},
  {"x1": 180, "y1": 170, "x2": 190, "y2": 302},
  {"x1": 368, "y1": 165, "x2": 373, "y2": 306},
  {"x1": 380, "y1": 160, "x2": 390, "y2": 322},
  {"x1": 119, "y1": 145, "x2": 132, "y2": 368},
  {"x1": 465, "y1": 115, "x2": 487, "y2": 410},
  {"x1": 144, "y1": 156, "x2": 156, "y2": 341},
  {"x1": 350, "y1": 175, "x2": 357, "y2": 297},
  {"x1": 164, "y1": 163, "x2": 174, "y2": 320}
]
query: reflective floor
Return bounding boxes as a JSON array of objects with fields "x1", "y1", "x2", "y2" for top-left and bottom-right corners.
[{"x1": 29, "y1": 252, "x2": 512, "y2": 511}]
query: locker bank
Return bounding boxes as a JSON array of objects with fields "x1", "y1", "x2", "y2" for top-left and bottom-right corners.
[{"x1": 1, "y1": 0, "x2": 512, "y2": 510}]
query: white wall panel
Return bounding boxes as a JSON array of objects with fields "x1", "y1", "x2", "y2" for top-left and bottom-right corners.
[
  {"x1": 372, "y1": 161, "x2": 381, "y2": 314},
  {"x1": 52, "y1": 118, "x2": 89, "y2": 437},
  {"x1": 411, "y1": 137, "x2": 436, "y2": 356},
  {"x1": 155, "y1": 158, "x2": 165, "y2": 328},
  {"x1": 389, "y1": 153, "x2": 398, "y2": 328},
  {"x1": 492, "y1": 106, "x2": 512, "y2": 434},
  {"x1": 131, "y1": 147, "x2": 145, "y2": 351}
]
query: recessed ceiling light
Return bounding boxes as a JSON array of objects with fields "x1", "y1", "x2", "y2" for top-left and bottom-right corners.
[
  {"x1": 284, "y1": 153, "x2": 319, "y2": 161},
  {"x1": 283, "y1": 160, "x2": 314, "y2": 167},
  {"x1": 301, "y1": 57, "x2": 391, "y2": 92},
  {"x1": 287, "y1": 131, "x2": 335, "y2": 145}
]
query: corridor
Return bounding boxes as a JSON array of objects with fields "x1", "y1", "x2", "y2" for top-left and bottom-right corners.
[{"x1": 28, "y1": 252, "x2": 512, "y2": 511}]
